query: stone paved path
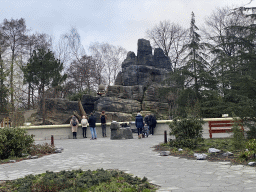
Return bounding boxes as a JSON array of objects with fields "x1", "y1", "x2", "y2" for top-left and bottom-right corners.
[{"x1": 1, "y1": 135, "x2": 256, "y2": 192}]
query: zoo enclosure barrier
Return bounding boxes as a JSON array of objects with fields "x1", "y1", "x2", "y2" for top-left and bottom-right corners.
[{"x1": 1, "y1": 118, "x2": 245, "y2": 141}]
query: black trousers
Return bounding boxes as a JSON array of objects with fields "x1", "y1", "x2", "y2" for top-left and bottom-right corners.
[
  {"x1": 73, "y1": 132, "x2": 77, "y2": 139},
  {"x1": 137, "y1": 128, "x2": 142, "y2": 135},
  {"x1": 82, "y1": 127, "x2": 87, "y2": 138}
]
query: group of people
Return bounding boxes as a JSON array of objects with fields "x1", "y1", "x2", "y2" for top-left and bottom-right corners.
[
  {"x1": 135, "y1": 112, "x2": 157, "y2": 139},
  {"x1": 70, "y1": 111, "x2": 107, "y2": 140},
  {"x1": 70, "y1": 111, "x2": 156, "y2": 140}
]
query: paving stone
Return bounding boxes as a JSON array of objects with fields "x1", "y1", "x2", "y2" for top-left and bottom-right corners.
[{"x1": 1, "y1": 135, "x2": 256, "y2": 191}]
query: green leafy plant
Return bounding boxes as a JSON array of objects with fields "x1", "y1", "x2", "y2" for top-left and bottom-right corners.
[
  {"x1": 169, "y1": 117, "x2": 204, "y2": 149},
  {"x1": 245, "y1": 139, "x2": 256, "y2": 159},
  {"x1": 0, "y1": 127, "x2": 34, "y2": 160}
]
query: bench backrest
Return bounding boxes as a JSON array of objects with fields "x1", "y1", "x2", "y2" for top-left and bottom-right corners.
[{"x1": 209, "y1": 120, "x2": 243, "y2": 128}]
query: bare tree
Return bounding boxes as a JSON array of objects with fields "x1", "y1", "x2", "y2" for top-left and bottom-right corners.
[
  {"x1": 89, "y1": 42, "x2": 127, "y2": 85},
  {"x1": 1, "y1": 18, "x2": 28, "y2": 111},
  {"x1": 0, "y1": 29, "x2": 9, "y2": 112},
  {"x1": 146, "y1": 20, "x2": 188, "y2": 69},
  {"x1": 67, "y1": 55, "x2": 97, "y2": 94},
  {"x1": 62, "y1": 27, "x2": 85, "y2": 63},
  {"x1": 54, "y1": 34, "x2": 70, "y2": 67}
]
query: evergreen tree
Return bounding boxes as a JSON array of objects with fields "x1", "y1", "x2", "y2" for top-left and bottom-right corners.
[
  {"x1": 176, "y1": 12, "x2": 213, "y2": 117},
  {"x1": 181, "y1": 12, "x2": 213, "y2": 96},
  {"x1": 23, "y1": 48, "x2": 66, "y2": 124}
]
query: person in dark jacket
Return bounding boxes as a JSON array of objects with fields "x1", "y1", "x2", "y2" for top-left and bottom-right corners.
[
  {"x1": 144, "y1": 114, "x2": 150, "y2": 126},
  {"x1": 100, "y1": 111, "x2": 107, "y2": 137},
  {"x1": 148, "y1": 114, "x2": 157, "y2": 135},
  {"x1": 88, "y1": 112, "x2": 97, "y2": 140},
  {"x1": 135, "y1": 112, "x2": 144, "y2": 139}
]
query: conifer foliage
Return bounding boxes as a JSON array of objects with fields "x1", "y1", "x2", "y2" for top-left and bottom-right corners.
[{"x1": 23, "y1": 49, "x2": 66, "y2": 124}]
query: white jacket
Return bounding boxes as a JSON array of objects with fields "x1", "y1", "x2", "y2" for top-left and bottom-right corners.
[{"x1": 81, "y1": 118, "x2": 88, "y2": 127}]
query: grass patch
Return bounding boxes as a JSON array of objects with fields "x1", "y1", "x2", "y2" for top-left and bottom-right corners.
[{"x1": 0, "y1": 169, "x2": 158, "y2": 192}]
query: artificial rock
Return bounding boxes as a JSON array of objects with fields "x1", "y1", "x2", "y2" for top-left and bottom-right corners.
[
  {"x1": 94, "y1": 97, "x2": 141, "y2": 114},
  {"x1": 36, "y1": 38, "x2": 175, "y2": 124}
]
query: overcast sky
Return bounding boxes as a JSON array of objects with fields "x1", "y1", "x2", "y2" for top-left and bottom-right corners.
[{"x1": 0, "y1": 0, "x2": 254, "y2": 54}]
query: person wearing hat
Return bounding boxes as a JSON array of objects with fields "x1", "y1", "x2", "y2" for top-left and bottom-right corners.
[{"x1": 135, "y1": 112, "x2": 144, "y2": 139}]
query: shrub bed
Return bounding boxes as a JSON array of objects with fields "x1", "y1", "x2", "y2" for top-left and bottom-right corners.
[{"x1": 0, "y1": 169, "x2": 158, "y2": 192}]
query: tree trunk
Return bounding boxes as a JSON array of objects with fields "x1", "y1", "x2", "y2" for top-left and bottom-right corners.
[
  {"x1": 10, "y1": 50, "x2": 15, "y2": 111},
  {"x1": 32, "y1": 87, "x2": 34, "y2": 109},
  {"x1": 28, "y1": 83, "x2": 31, "y2": 109},
  {"x1": 42, "y1": 84, "x2": 46, "y2": 125}
]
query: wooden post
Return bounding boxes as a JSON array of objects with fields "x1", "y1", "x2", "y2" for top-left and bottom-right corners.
[
  {"x1": 51, "y1": 135, "x2": 54, "y2": 146},
  {"x1": 164, "y1": 130, "x2": 167, "y2": 144}
]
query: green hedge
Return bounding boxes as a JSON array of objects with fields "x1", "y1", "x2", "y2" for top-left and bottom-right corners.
[
  {"x1": 0, "y1": 127, "x2": 34, "y2": 159},
  {"x1": 169, "y1": 117, "x2": 204, "y2": 149}
]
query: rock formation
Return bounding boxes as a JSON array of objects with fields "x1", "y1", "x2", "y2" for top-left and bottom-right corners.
[
  {"x1": 115, "y1": 39, "x2": 172, "y2": 87},
  {"x1": 105, "y1": 38, "x2": 174, "y2": 117},
  {"x1": 37, "y1": 39, "x2": 174, "y2": 124}
]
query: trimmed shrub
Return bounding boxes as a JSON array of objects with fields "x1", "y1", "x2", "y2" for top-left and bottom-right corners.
[
  {"x1": 169, "y1": 117, "x2": 204, "y2": 149},
  {"x1": 0, "y1": 169, "x2": 157, "y2": 192},
  {"x1": 0, "y1": 127, "x2": 34, "y2": 160}
]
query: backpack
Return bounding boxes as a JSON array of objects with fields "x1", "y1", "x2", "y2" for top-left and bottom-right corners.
[
  {"x1": 72, "y1": 117, "x2": 77, "y2": 126},
  {"x1": 101, "y1": 115, "x2": 106, "y2": 124}
]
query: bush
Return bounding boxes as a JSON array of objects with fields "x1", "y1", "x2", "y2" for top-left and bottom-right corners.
[
  {"x1": 245, "y1": 139, "x2": 256, "y2": 158},
  {"x1": 246, "y1": 121, "x2": 256, "y2": 139},
  {"x1": 0, "y1": 127, "x2": 34, "y2": 160},
  {"x1": 169, "y1": 117, "x2": 204, "y2": 149},
  {"x1": 28, "y1": 143, "x2": 55, "y2": 156},
  {"x1": 0, "y1": 169, "x2": 157, "y2": 192},
  {"x1": 231, "y1": 121, "x2": 246, "y2": 150}
]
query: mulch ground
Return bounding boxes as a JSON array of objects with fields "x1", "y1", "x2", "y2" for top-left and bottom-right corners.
[{"x1": 153, "y1": 144, "x2": 256, "y2": 167}]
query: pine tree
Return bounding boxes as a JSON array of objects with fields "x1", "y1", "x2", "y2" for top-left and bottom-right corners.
[
  {"x1": 175, "y1": 12, "x2": 213, "y2": 117},
  {"x1": 23, "y1": 48, "x2": 66, "y2": 124},
  {"x1": 181, "y1": 12, "x2": 212, "y2": 99}
]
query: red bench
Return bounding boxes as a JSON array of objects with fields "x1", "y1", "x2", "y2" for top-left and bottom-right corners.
[{"x1": 208, "y1": 120, "x2": 244, "y2": 138}]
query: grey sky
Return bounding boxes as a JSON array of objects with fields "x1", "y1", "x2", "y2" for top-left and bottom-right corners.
[{"x1": 0, "y1": 0, "x2": 253, "y2": 54}]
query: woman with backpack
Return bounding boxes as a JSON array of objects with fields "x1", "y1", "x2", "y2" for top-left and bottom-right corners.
[
  {"x1": 70, "y1": 115, "x2": 79, "y2": 139},
  {"x1": 100, "y1": 111, "x2": 107, "y2": 137}
]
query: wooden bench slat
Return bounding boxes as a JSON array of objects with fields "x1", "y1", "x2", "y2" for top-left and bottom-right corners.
[
  {"x1": 209, "y1": 124, "x2": 234, "y2": 127},
  {"x1": 208, "y1": 120, "x2": 243, "y2": 138}
]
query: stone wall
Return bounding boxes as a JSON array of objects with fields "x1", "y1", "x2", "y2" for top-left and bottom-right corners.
[{"x1": 94, "y1": 97, "x2": 141, "y2": 113}]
